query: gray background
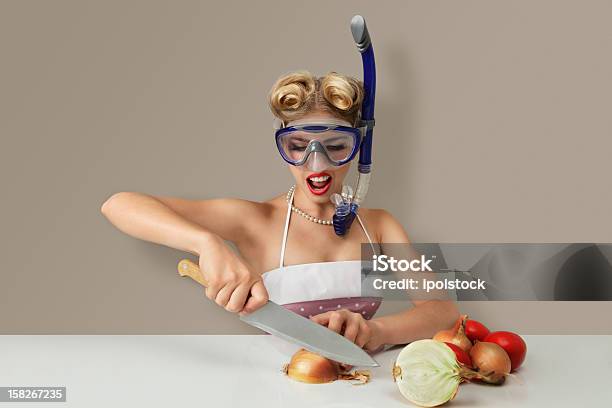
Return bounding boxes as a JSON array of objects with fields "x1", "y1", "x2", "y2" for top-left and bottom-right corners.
[{"x1": 1, "y1": 0, "x2": 611, "y2": 334}]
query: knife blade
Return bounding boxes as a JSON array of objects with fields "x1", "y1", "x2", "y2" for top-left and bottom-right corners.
[{"x1": 177, "y1": 259, "x2": 379, "y2": 367}]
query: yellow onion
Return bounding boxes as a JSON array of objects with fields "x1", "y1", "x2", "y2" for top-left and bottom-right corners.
[
  {"x1": 283, "y1": 349, "x2": 370, "y2": 385},
  {"x1": 469, "y1": 341, "x2": 511, "y2": 385},
  {"x1": 433, "y1": 315, "x2": 473, "y2": 352}
]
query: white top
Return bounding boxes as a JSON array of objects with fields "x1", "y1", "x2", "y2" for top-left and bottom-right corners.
[
  {"x1": 263, "y1": 260, "x2": 366, "y2": 305},
  {"x1": 262, "y1": 188, "x2": 377, "y2": 305}
]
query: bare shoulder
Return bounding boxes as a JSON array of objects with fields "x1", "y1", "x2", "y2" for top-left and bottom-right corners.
[
  {"x1": 218, "y1": 194, "x2": 290, "y2": 221},
  {"x1": 204, "y1": 197, "x2": 273, "y2": 217},
  {"x1": 199, "y1": 197, "x2": 283, "y2": 227},
  {"x1": 358, "y1": 208, "x2": 410, "y2": 243}
]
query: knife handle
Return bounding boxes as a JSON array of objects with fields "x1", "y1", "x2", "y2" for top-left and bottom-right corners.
[{"x1": 177, "y1": 259, "x2": 208, "y2": 287}]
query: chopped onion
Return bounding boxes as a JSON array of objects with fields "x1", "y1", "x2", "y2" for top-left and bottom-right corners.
[{"x1": 392, "y1": 340, "x2": 480, "y2": 407}]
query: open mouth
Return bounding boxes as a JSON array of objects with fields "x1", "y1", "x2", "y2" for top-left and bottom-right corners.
[{"x1": 306, "y1": 172, "x2": 332, "y2": 195}]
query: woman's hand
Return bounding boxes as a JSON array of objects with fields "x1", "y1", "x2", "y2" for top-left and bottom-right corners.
[
  {"x1": 310, "y1": 309, "x2": 385, "y2": 352},
  {"x1": 198, "y1": 234, "x2": 268, "y2": 315}
]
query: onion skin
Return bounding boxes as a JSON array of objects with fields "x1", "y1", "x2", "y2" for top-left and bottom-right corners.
[
  {"x1": 284, "y1": 349, "x2": 339, "y2": 384},
  {"x1": 465, "y1": 319, "x2": 490, "y2": 343},
  {"x1": 433, "y1": 315, "x2": 472, "y2": 352},
  {"x1": 484, "y1": 331, "x2": 527, "y2": 371},
  {"x1": 445, "y1": 342, "x2": 473, "y2": 368},
  {"x1": 469, "y1": 341, "x2": 511, "y2": 385},
  {"x1": 283, "y1": 349, "x2": 371, "y2": 385}
]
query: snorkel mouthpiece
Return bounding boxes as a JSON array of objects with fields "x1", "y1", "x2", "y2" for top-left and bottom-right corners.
[
  {"x1": 333, "y1": 202, "x2": 358, "y2": 236},
  {"x1": 332, "y1": 15, "x2": 376, "y2": 236},
  {"x1": 331, "y1": 192, "x2": 358, "y2": 236}
]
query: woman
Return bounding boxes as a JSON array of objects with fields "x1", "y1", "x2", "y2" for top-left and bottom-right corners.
[{"x1": 101, "y1": 71, "x2": 458, "y2": 352}]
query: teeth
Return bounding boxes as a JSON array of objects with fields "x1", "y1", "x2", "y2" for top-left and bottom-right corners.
[{"x1": 309, "y1": 175, "x2": 330, "y2": 183}]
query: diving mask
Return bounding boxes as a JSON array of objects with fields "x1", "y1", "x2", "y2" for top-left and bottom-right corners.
[{"x1": 274, "y1": 118, "x2": 363, "y2": 171}]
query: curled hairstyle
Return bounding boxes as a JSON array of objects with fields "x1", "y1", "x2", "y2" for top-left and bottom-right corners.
[{"x1": 268, "y1": 71, "x2": 364, "y2": 126}]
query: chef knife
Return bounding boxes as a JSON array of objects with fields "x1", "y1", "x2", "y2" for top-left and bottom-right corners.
[{"x1": 177, "y1": 259, "x2": 379, "y2": 367}]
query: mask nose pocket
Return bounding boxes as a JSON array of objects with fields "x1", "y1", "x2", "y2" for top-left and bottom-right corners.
[{"x1": 306, "y1": 151, "x2": 331, "y2": 172}]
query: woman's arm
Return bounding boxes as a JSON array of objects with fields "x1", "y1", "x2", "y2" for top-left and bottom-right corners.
[
  {"x1": 369, "y1": 209, "x2": 459, "y2": 346},
  {"x1": 102, "y1": 192, "x2": 212, "y2": 254},
  {"x1": 101, "y1": 192, "x2": 257, "y2": 249},
  {"x1": 369, "y1": 297, "x2": 459, "y2": 346},
  {"x1": 100, "y1": 192, "x2": 269, "y2": 313},
  {"x1": 311, "y1": 209, "x2": 459, "y2": 350}
]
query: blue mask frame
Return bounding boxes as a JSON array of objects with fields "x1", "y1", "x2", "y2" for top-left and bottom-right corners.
[{"x1": 275, "y1": 124, "x2": 363, "y2": 167}]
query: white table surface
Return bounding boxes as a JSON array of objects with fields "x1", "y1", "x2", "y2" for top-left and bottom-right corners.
[{"x1": 0, "y1": 335, "x2": 610, "y2": 407}]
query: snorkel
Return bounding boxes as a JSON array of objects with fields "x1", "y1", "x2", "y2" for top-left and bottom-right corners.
[{"x1": 331, "y1": 15, "x2": 377, "y2": 236}]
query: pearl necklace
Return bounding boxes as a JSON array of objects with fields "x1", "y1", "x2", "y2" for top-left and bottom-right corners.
[{"x1": 286, "y1": 185, "x2": 333, "y2": 225}]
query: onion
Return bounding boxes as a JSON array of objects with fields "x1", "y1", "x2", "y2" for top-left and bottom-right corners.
[
  {"x1": 283, "y1": 349, "x2": 370, "y2": 385},
  {"x1": 392, "y1": 340, "x2": 483, "y2": 407},
  {"x1": 469, "y1": 341, "x2": 511, "y2": 384},
  {"x1": 433, "y1": 315, "x2": 472, "y2": 352}
]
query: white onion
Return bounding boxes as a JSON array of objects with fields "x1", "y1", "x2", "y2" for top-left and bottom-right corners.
[{"x1": 393, "y1": 340, "x2": 465, "y2": 407}]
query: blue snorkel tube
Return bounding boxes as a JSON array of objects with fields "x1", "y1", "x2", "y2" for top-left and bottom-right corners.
[{"x1": 332, "y1": 15, "x2": 376, "y2": 236}]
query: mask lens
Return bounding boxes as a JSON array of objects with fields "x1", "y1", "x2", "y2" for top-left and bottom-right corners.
[
  {"x1": 321, "y1": 131, "x2": 355, "y2": 162},
  {"x1": 277, "y1": 128, "x2": 357, "y2": 165},
  {"x1": 280, "y1": 132, "x2": 312, "y2": 162}
]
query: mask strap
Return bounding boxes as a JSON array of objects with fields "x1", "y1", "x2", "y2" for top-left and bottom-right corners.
[{"x1": 272, "y1": 117, "x2": 284, "y2": 130}]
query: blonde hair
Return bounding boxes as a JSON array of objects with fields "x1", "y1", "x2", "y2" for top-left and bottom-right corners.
[{"x1": 268, "y1": 71, "x2": 364, "y2": 126}]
